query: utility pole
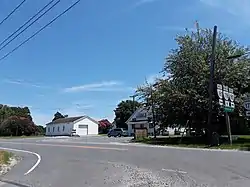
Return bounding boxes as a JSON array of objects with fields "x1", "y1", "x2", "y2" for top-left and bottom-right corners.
[
  {"x1": 131, "y1": 95, "x2": 136, "y2": 113},
  {"x1": 225, "y1": 112, "x2": 232, "y2": 145},
  {"x1": 130, "y1": 94, "x2": 138, "y2": 113},
  {"x1": 207, "y1": 25, "x2": 217, "y2": 143},
  {"x1": 150, "y1": 85, "x2": 157, "y2": 139}
]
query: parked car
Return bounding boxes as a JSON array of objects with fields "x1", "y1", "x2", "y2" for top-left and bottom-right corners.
[
  {"x1": 174, "y1": 129, "x2": 181, "y2": 135},
  {"x1": 161, "y1": 129, "x2": 169, "y2": 136},
  {"x1": 107, "y1": 128, "x2": 128, "y2": 137}
]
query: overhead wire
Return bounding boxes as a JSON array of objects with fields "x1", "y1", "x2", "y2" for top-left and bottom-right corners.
[
  {"x1": 0, "y1": 0, "x2": 56, "y2": 48},
  {"x1": 0, "y1": 0, "x2": 81, "y2": 62},
  {"x1": 0, "y1": 0, "x2": 27, "y2": 27},
  {"x1": 0, "y1": 0, "x2": 61, "y2": 52}
]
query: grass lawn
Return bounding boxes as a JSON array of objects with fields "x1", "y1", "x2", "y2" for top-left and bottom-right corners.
[
  {"x1": 132, "y1": 135, "x2": 250, "y2": 151},
  {"x1": 98, "y1": 134, "x2": 107, "y2": 136},
  {"x1": 0, "y1": 151, "x2": 13, "y2": 165}
]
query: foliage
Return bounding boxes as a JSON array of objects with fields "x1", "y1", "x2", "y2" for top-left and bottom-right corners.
[
  {"x1": 0, "y1": 151, "x2": 13, "y2": 164},
  {"x1": 114, "y1": 100, "x2": 141, "y2": 129},
  {"x1": 36, "y1": 125, "x2": 46, "y2": 135},
  {"x1": 52, "y1": 111, "x2": 65, "y2": 121},
  {"x1": 0, "y1": 104, "x2": 41, "y2": 136},
  {"x1": 136, "y1": 27, "x2": 250, "y2": 134},
  {"x1": 98, "y1": 119, "x2": 112, "y2": 134}
]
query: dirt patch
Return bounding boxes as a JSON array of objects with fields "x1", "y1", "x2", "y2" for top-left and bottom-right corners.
[{"x1": 0, "y1": 151, "x2": 19, "y2": 176}]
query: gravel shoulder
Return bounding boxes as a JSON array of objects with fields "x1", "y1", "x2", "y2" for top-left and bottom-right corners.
[{"x1": 0, "y1": 151, "x2": 19, "y2": 176}]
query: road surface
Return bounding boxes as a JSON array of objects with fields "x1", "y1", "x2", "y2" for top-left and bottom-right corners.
[{"x1": 0, "y1": 136, "x2": 249, "y2": 186}]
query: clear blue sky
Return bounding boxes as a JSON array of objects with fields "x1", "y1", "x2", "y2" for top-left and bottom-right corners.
[{"x1": 0, "y1": 0, "x2": 249, "y2": 125}]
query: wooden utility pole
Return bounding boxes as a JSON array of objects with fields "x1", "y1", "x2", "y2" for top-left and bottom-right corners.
[{"x1": 207, "y1": 25, "x2": 217, "y2": 144}]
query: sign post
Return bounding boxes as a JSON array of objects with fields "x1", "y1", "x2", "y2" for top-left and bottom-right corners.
[
  {"x1": 217, "y1": 84, "x2": 235, "y2": 145},
  {"x1": 244, "y1": 97, "x2": 250, "y2": 117}
]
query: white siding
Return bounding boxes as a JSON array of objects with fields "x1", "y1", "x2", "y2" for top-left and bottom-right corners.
[
  {"x1": 74, "y1": 118, "x2": 98, "y2": 136},
  {"x1": 46, "y1": 123, "x2": 73, "y2": 136},
  {"x1": 127, "y1": 122, "x2": 154, "y2": 136}
]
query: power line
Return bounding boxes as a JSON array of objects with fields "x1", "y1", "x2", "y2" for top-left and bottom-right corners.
[
  {"x1": 0, "y1": 0, "x2": 26, "y2": 27},
  {"x1": 0, "y1": 0, "x2": 81, "y2": 62},
  {"x1": 0, "y1": 0, "x2": 61, "y2": 52},
  {"x1": 0, "y1": 0, "x2": 56, "y2": 48}
]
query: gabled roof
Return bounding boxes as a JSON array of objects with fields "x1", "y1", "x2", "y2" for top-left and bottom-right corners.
[
  {"x1": 46, "y1": 115, "x2": 99, "y2": 126},
  {"x1": 125, "y1": 106, "x2": 152, "y2": 124}
]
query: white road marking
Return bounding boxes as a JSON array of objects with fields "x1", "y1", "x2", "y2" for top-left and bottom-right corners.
[
  {"x1": 0, "y1": 146, "x2": 41, "y2": 175},
  {"x1": 162, "y1": 168, "x2": 187, "y2": 174}
]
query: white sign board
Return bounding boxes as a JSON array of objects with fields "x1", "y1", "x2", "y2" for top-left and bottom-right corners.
[{"x1": 244, "y1": 101, "x2": 250, "y2": 111}]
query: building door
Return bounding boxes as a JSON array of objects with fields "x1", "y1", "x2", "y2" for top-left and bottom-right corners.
[{"x1": 77, "y1": 124, "x2": 88, "y2": 136}]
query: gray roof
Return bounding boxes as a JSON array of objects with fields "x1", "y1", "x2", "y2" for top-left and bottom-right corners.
[
  {"x1": 46, "y1": 115, "x2": 100, "y2": 126},
  {"x1": 46, "y1": 116, "x2": 84, "y2": 125}
]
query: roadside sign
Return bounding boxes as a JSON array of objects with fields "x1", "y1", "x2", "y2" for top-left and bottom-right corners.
[
  {"x1": 224, "y1": 107, "x2": 234, "y2": 113},
  {"x1": 246, "y1": 111, "x2": 250, "y2": 117},
  {"x1": 244, "y1": 101, "x2": 250, "y2": 110},
  {"x1": 217, "y1": 84, "x2": 235, "y2": 112}
]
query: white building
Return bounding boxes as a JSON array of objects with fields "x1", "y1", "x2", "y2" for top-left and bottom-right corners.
[
  {"x1": 126, "y1": 107, "x2": 158, "y2": 136},
  {"x1": 45, "y1": 116, "x2": 99, "y2": 136}
]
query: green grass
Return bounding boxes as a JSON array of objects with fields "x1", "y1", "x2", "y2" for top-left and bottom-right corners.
[
  {"x1": 132, "y1": 135, "x2": 250, "y2": 151},
  {"x1": 0, "y1": 151, "x2": 13, "y2": 165},
  {"x1": 98, "y1": 134, "x2": 107, "y2": 136}
]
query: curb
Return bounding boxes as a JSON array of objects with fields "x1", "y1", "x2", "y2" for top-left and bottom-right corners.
[{"x1": 110, "y1": 142, "x2": 250, "y2": 153}]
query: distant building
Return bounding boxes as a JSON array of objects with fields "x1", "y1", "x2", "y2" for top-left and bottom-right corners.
[
  {"x1": 126, "y1": 106, "x2": 159, "y2": 136},
  {"x1": 45, "y1": 116, "x2": 99, "y2": 136}
]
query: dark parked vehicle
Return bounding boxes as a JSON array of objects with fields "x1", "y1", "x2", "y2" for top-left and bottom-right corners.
[{"x1": 107, "y1": 128, "x2": 128, "y2": 137}]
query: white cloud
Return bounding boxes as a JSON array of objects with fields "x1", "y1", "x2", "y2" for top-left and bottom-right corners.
[
  {"x1": 3, "y1": 79, "x2": 48, "y2": 88},
  {"x1": 200, "y1": 0, "x2": 250, "y2": 21},
  {"x1": 128, "y1": 0, "x2": 161, "y2": 10},
  {"x1": 63, "y1": 81, "x2": 133, "y2": 93}
]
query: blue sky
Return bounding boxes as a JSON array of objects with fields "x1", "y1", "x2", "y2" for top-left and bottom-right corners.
[{"x1": 0, "y1": 0, "x2": 249, "y2": 125}]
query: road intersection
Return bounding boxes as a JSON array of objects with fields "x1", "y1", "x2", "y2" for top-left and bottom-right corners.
[{"x1": 0, "y1": 136, "x2": 249, "y2": 186}]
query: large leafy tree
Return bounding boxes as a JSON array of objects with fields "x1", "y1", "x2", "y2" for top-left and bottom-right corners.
[
  {"x1": 114, "y1": 100, "x2": 141, "y2": 129},
  {"x1": 137, "y1": 27, "x2": 250, "y2": 134},
  {"x1": 0, "y1": 104, "x2": 41, "y2": 136}
]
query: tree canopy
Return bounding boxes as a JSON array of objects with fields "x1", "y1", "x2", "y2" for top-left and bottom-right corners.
[
  {"x1": 114, "y1": 100, "x2": 141, "y2": 129},
  {"x1": 136, "y1": 27, "x2": 250, "y2": 134},
  {"x1": 52, "y1": 111, "x2": 66, "y2": 121},
  {"x1": 0, "y1": 104, "x2": 43, "y2": 136}
]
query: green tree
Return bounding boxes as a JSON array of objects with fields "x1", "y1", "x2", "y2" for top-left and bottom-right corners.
[
  {"x1": 52, "y1": 111, "x2": 65, "y2": 121},
  {"x1": 137, "y1": 27, "x2": 250, "y2": 135},
  {"x1": 114, "y1": 100, "x2": 141, "y2": 129},
  {"x1": 0, "y1": 104, "x2": 42, "y2": 136}
]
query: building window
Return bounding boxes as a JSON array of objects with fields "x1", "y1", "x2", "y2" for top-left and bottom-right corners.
[
  {"x1": 58, "y1": 126, "x2": 60, "y2": 132},
  {"x1": 48, "y1": 127, "x2": 50, "y2": 132},
  {"x1": 53, "y1": 127, "x2": 55, "y2": 132},
  {"x1": 140, "y1": 124, "x2": 144, "y2": 128},
  {"x1": 132, "y1": 124, "x2": 135, "y2": 129},
  {"x1": 63, "y1": 126, "x2": 65, "y2": 131}
]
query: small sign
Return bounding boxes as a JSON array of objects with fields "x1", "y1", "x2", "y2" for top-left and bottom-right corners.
[
  {"x1": 244, "y1": 101, "x2": 250, "y2": 110},
  {"x1": 217, "y1": 84, "x2": 235, "y2": 112},
  {"x1": 246, "y1": 111, "x2": 250, "y2": 117},
  {"x1": 224, "y1": 107, "x2": 234, "y2": 113},
  {"x1": 219, "y1": 99, "x2": 224, "y2": 106}
]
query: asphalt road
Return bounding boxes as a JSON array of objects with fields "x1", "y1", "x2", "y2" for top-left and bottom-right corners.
[{"x1": 0, "y1": 136, "x2": 250, "y2": 187}]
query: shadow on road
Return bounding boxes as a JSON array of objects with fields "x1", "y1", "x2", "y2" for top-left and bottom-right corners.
[{"x1": 0, "y1": 179, "x2": 30, "y2": 187}]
